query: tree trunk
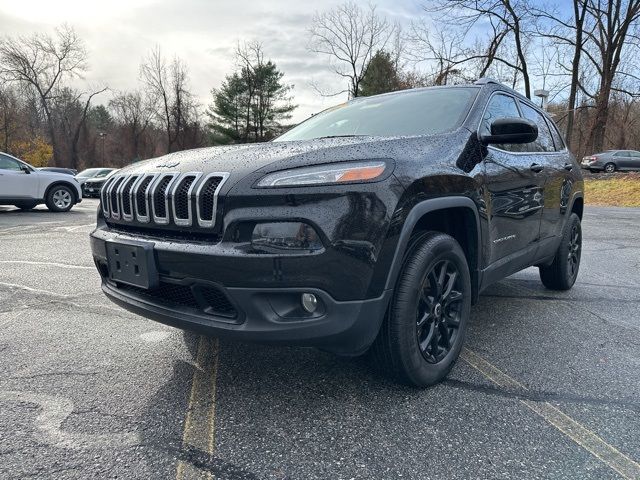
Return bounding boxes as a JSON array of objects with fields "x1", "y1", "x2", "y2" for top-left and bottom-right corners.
[{"x1": 589, "y1": 83, "x2": 612, "y2": 153}]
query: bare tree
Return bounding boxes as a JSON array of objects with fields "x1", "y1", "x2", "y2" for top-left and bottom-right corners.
[
  {"x1": 109, "y1": 90, "x2": 155, "y2": 160},
  {"x1": 581, "y1": 0, "x2": 640, "y2": 152},
  {"x1": 532, "y1": 0, "x2": 591, "y2": 147},
  {"x1": 308, "y1": 2, "x2": 395, "y2": 97},
  {"x1": 0, "y1": 87, "x2": 20, "y2": 153},
  {"x1": 0, "y1": 25, "x2": 87, "y2": 164},
  {"x1": 426, "y1": 0, "x2": 535, "y2": 98},
  {"x1": 407, "y1": 22, "x2": 470, "y2": 85},
  {"x1": 140, "y1": 47, "x2": 197, "y2": 153}
]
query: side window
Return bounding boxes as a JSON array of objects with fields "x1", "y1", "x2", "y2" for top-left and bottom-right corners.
[
  {"x1": 546, "y1": 118, "x2": 565, "y2": 151},
  {"x1": 518, "y1": 102, "x2": 555, "y2": 152},
  {"x1": 480, "y1": 94, "x2": 521, "y2": 152},
  {"x1": 613, "y1": 151, "x2": 626, "y2": 157},
  {"x1": 0, "y1": 154, "x2": 22, "y2": 171},
  {"x1": 631, "y1": 151, "x2": 640, "y2": 158}
]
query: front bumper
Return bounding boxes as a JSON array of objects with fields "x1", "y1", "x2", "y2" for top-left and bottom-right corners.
[{"x1": 90, "y1": 229, "x2": 392, "y2": 355}]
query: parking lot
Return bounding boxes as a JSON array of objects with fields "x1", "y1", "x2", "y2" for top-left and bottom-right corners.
[{"x1": 0, "y1": 199, "x2": 639, "y2": 479}]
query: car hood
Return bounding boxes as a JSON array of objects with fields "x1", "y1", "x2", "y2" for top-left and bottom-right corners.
[
  {"x1": 113, "y1": 133, "x2": 465, "y2": 187},
  {"x1": 38, "y1": 170, "x2": 80, "y2": 183}
]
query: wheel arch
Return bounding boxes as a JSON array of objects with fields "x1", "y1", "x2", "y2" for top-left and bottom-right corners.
[
  {"x1": 384, "y1": 197, "x2": 482, "y2": 304},
  {"x1": 570, "y1": 194, "x2": 584, "y2": 220},
  {"x1": 44, "y1": 181, "x2": 80, "y2": 203}
]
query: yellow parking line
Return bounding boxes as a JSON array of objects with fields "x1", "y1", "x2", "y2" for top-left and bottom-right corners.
[
  {"x1": 462, "y1": 348, "x2": 640, "y2": 480},
  {"x1": 176, "y1": 336, "x2": 220, "y2": 480}
]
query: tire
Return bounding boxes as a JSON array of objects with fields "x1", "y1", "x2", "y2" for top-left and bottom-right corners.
[
  {"x1": 604, "y1": 162, "x2": 616, "y2": 173},
  {"x1": 45, "y1": 185, "x2": 74, "y2": 212},
  {"x1": 371, "y1": 231, "x2": 472, "y2": 387},
  {"x1": 539, "y1": 213, "x2": 582, "y2": 291},
  {"x1": 14, "y1": 201, "x2": 38, "y2": 211}
]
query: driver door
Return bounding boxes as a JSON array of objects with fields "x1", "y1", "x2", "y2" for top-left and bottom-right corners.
[
  {"x1": 480, "y1": 94, "x2": 544, "y2": 266},
  {"x1": 0, "y1": 154, "x2": 39, "y2": 199}
]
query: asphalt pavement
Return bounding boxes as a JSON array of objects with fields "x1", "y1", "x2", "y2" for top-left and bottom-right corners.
[{"x1": 0, "y1": 200, "x2": 638, "y2": 479}]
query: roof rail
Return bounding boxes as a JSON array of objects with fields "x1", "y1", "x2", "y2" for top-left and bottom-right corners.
[{"x1": 474, "y1": 78, "x2": 501, "y2": 86}]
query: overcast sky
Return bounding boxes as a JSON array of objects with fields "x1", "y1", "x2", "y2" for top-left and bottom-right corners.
[{"x1": 0, "y1": 0, "x2": 426, "y2": 122}]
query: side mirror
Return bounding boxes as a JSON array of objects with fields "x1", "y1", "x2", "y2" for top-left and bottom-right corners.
[
  {"x1": 20, "y1": 165, "x2": 31, "y2": 174},
  {"x1": 481, "y1": 117, "x2": 538, "y2": 145}
]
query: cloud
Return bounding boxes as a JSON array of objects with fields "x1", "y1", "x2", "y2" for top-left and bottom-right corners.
[{"x1": 0, "y1": 0, "x2": 418, "y2": 121}]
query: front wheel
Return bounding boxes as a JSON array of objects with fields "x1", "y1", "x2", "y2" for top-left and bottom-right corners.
[
  {"x1": 45, "y1": 185, "x2": 74, "y2": 212},
  {"x1": 539, "y1": 213, "x2": 582, "y2": 290},
  {"x1": 604, "y1": 162, "x2": 616, "y2": 173},
  {"x1": 371, "y1": 231, "x2": 471, "y2": 387}
]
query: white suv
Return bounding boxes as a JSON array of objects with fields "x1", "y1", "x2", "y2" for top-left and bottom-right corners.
[{"x1": 0, "y1": 152, "x2": 82, "y2": 212}]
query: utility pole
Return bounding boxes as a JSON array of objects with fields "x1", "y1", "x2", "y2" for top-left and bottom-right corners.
[{"x1": 99, "y1": 132, "x2": 107, "y2": 165}]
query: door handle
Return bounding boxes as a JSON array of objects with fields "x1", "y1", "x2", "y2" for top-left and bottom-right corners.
[
  {"x1": 563, "y1": 163, "x2": 574, "y2": 171},
  {"x1": 530, "y1": 163, "x2": 544, "y2": 173}
]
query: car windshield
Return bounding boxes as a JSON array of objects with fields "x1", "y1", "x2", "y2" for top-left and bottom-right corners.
[
  {"x1": 275, "y1": 87, "x2": 478, "y2": 142},
  {"x1": 76, "y1": 168, "x2": 103, "y2": 178}
]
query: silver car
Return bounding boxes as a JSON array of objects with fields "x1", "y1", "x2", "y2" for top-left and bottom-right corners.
[{"x1": 581, "y1": 150, "x2": 640, "y2": 173}]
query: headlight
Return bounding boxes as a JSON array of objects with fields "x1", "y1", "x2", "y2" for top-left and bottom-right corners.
[{"x1": 255, "y1": 161, "x2": 387, "y2": 187}]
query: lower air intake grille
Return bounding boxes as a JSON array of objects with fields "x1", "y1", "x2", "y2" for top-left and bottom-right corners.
[{"x1": 114, "y1": 281, "x2": 237, "y2": 319}]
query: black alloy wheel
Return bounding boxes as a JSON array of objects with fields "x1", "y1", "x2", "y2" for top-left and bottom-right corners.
[
  {"x1": 371, "y1": 231, "x2": 471, "y2": 387},
  {"x1": 539, "y1": 213, "x2": 582, "y2": 290},
  {"x1": 416, "y1": 259, "x2": 464, "y2": 364},
  {"x1": 567, "y1": 222, "x2": 581, "y2": 279}
]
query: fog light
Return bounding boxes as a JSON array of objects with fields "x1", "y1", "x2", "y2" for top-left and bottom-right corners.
[{"x1": 301, "y1": 293, "x2": 318, "y2": 313}]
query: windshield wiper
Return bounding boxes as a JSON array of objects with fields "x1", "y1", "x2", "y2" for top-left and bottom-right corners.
[{"x1": 315, "y1": 134, "x2": 368, "y2": 139}]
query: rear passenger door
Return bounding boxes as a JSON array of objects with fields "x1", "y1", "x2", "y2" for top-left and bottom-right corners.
[
  {"x1": 630, "y1": 151, "x2": 640, "y2": 169},
  {"x1": 516, "y1": 101, "x2": 569, "y2": 242},
  {"x1": 480, "y1": 93, "x2": 544, "y2": 266},
  {"x1": 614, "y1": 151, "x2": 636, "y2": 170}
]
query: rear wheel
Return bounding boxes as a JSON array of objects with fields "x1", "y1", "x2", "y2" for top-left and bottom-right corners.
[
  {"x1": 539, "y1": 213, "x2": 582, "y2": 290},
  {"x1": 604, "y1": 162, "x2": 616, "y2": 173},
  {"x1": 371, "y1": 232, "x2": 471, "y2": 387},
  {"x1": 45, "y1": 185, "x2": 74, "y2": 212},
  {"x1": 14, "y1": 201, "x2": 38, "y2": 211}
]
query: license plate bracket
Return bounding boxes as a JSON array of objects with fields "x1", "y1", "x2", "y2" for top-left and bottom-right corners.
[{"x1": 106, "y1": 240, "x2": 159, "y2": 289}]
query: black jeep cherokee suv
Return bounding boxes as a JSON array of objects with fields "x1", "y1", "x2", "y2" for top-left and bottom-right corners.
[{"x1": 90, "y1": 79, "x2": 583, "y2": 387}]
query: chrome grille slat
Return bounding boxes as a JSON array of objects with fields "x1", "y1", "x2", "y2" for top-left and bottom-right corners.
[
  {"x1": 121, "y1": 175, "x2": 139, "y2": 220},
  {"x1": 196, "y1": 173, "x2": 229, "y2": 228},
  {"x1": 151, "y1": 173, "x2": 178, "y2": 225},
  {"x1": 100, "y1": 176, "x2": 116, "y2": 217},
  {"x1": 134, "y1": 174, "x2": 157, "y2": 223},
  {"x1": 108, "y1": 176, "x2": 125, "y2": 220},
  {"x1": 103, "y1": 171, "x2": 228, "y2": 231},
  {"x1": 170, "y1": 172, "x2": 202, "y2": 227}
]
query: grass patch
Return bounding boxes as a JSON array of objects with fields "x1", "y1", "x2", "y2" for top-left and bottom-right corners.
[{"x1": 584, "y1": 173, "x2": 640, "y2": 207}]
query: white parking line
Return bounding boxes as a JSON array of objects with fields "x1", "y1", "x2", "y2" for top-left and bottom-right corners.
[
  {"x1": 462, "y1": 349, "x2": 640, "y2": 480},
  {"x1": 0, "y1": 260, "x2": 93, "y2": 270}
]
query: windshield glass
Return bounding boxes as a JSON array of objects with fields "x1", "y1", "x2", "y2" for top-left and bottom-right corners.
[
  {"x1": 76, "y1": 168, "x2": 102, "y2": 178},
  {"x1": 275, "y1": 87, "x2": 478, "y2": 142}
]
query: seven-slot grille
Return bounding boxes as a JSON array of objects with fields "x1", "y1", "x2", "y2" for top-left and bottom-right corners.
[{"x1": 101, "y1": 172, "x2": 228, "y2": 228}]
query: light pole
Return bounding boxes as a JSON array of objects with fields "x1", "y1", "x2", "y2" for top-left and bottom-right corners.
[
  {"x1": 534, "y1": 89, "x2": 550, "y2": 112},
  {"x1": 99, "y1": 132, "x2": 107, "y2": 165}
]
